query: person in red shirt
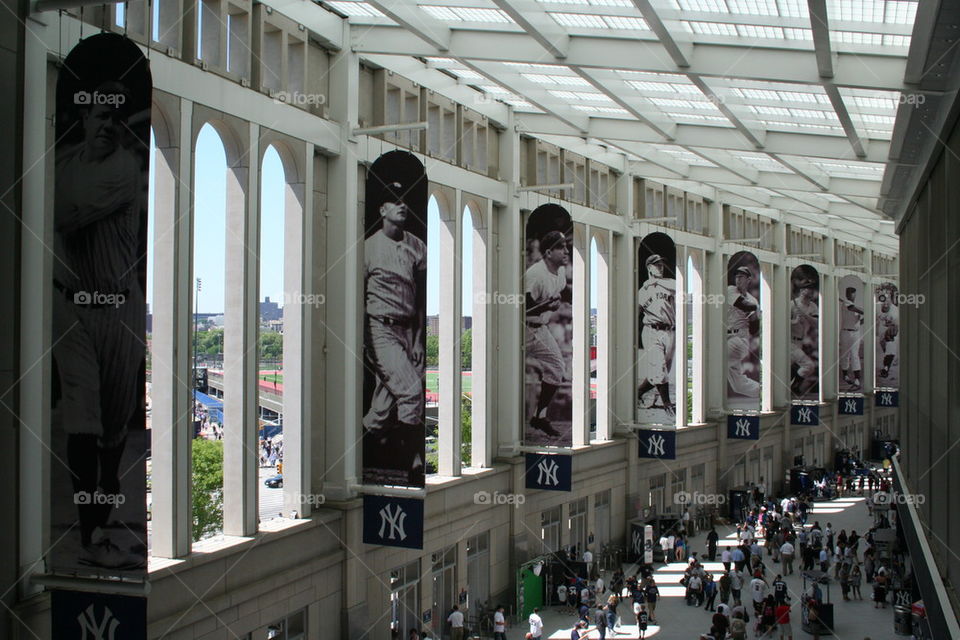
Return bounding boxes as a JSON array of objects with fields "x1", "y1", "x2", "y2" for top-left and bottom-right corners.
[{"x1": 775, "y1": 602, "x2": 793, "y2": 639}]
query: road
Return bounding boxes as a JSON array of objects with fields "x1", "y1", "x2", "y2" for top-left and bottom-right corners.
[{"x1": 259, "y1": 466, "x2": 285, "y2": 522}]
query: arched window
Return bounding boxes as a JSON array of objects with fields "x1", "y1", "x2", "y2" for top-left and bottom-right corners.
[{"x1": 460, "y1": 205, "x2": 474, "y2": 467}]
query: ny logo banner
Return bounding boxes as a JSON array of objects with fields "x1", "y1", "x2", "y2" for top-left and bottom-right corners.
[
  {"x1": 875, "y1": 390, "x2": 899, "y2": 408},
  {"x1": 791, "y1": 404, "x2": 820, "y2": 426},
  {"x1": 838, "y1": 396, "x2": 865, "y2": 415},
  {"x1": 637, "y1": 429, "x2": 677, "y2": 459},
  {"x1": 524, "y1": 453, "x2": 572, "y2": 491},
  {"x1": 52, "y1": 590, "x2": 146, "y2": 640},
  {"x1": 363, "y1": 495, "x2": 424, "y2": 549},
  {"x1": 727, "y1": 415, "x2": 760, "y2": 440}
]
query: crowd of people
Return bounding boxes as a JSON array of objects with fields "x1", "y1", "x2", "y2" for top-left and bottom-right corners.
[{"x1": 259, "y1": 435, "x2": 283, "y2": 470}]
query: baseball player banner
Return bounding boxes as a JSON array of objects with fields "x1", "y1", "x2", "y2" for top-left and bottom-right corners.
[
  {"x1": 524, "y1": 453, "x2": 572, "y2": 492},
  {"x1": 727, "y1": 414, "x2": 760, "y2": 440},
  {"x1": 839, "y1": 396, "x2": 865, "y2": 416},
  {"x1": 361, "y1": 150, "x2": 428, "y2": 488},
  {"x1": 362, "y1": 494, "x2": 425, "y2": 550},
  {"x1": 838, "y1": 275, "x2": 866, "y2": 393},
  {"x1": 725, "y1": 251, "x2": 761, "y2": 411},
  {"x1": 52, "y1": 589, "x2": 147, "y2": 640},
  {"x1": 50, "y1": 33, "x2": 151, "y2": 577},
  {"x1": 875, "y1": 282, "x2": 900, "y2": 389},
  {"x1": 636, "y1": 232, "x2": 677, "y2": 425},
  {"x1": 637, "y1": 428, "x2": 677, "y2": 459},
  {"x1": 524, "y1": 204, "x2": 574, "y2": 447},
  {"x1": 790, "y1": 403, "x2": 820, "y2": 426},
  {"x1": 790, "y1": 265, "x2": 820, "y2": 403}
]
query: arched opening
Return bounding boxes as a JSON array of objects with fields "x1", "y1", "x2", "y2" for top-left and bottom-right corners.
[
  {"x1": 589, "y1": 237, "x2": 599, "y2": 440},
  {"x1": 425, "y1": 195, "x2": 441, "y2": 475},
  {"x1": 257, "y1": 145, "x2": 285, "y2": 523},
  {"x1": 191, "y1": 123, "x2": 228, "y2": 544}
]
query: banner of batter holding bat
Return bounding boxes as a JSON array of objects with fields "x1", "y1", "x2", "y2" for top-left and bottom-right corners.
[
  {"x1": 790, "y1": 264, "x2": 821, "y2": 402},
  {"x1": 726, "y1": 251, "x2": 762, "y2": 412},
  {"x1": 524, "y1": 204, "x2": 574, "y2": 448},
  {"x1": 636, "y1": 232, "x2": 677, "y2": 425}
]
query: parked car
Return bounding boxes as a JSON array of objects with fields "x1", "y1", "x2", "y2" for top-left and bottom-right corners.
[{"x1": 264, "y1": 474, "x2": 283, "y2": 488}]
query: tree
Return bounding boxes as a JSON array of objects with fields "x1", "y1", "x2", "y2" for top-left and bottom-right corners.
[
  {"x1": 461, "y1": 395, "x2": 472, "y2": 466},
  {"x1": 460, "y1": 329, "x2": 472, "y2": 371},
  {"x1": 192, "y1": 438, "x2": 223, "y2": 541},
  {"x1": 196, "y1": 328, "x2": 224, "y2": 356},
  {"x1": 426, "y1": 335, "x2": 439, "y2": 368},
  {"x1": 259, "y1": 331, "x2": 283, "y2": 361}
]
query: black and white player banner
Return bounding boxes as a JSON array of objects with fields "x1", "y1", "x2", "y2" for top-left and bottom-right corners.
[
  {"x1": 50, "y1": 33, "x2": 151, "y2": 578},
  {"x1": 636, "y1": 232, "x2": 677, "y2": 425},
  {"x1": 362, "y1": 494, "x2": 425, "y2": 550},
  {"x1": 875, "y1": 283, "x2": 900, "y2": 389},
  {"x1": 875, "y1": 390, "x2": 899, "y2": 408},
  {"x1": 790, "y1": 404, "x2": 820, "y2": 426},
  {"x1": 361, "y1": 150, "x2": 428, "y2": 488},
  {"x1": 52, "y1": 589, "x2": 146, "y2": 640},
  {"x1": 637, "y1": 428, "x2": 677, "y2": 459},
  {"x1": 838, "y1": 396, "x2": 865, "y2": 415},
  {"x1": 524, "y1": 204, "x2": 574, "y2": 448},
  {"x1": 727, "y1": 414, "x2": 760, "y2": 440},
  {"x1": 790, "y1": 265, "x2": 820, "y2": 403},
  {"x1": 838, "y1": 275, "x2": 866, "y2": 393},
  {"x1": 726, "y1": 252, "x2": 761, "y2": 411},
  {"x1": 524, "y1": 453, "x2": 572, "y2": 492}
]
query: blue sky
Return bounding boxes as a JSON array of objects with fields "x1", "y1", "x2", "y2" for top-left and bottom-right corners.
[{"x1": 148, "y1": 126, "x2": 599, "y2": 316}]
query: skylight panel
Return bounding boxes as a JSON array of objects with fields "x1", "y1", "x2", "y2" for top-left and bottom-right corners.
[
  {"x1": 549, "y1": 12, "x2": 608, "y2": 28},
  {"x1": 670, "y1": 113, "x2": 732, "y2": 124},
  {"x1": 685, "y1": 21, "x2": 739, "y2": 36},
  {"x1": 790, "y1": 108, "x2": 835, "y2": 120},
  {"x1": 572, "y1": 104, "x2": 630, "y2": 115},
  {"x1": 504, "y1": 63, "x2": 566, "y2": 72},
  {"x1": 777, "y1": 0, "x2": 810, "y2": 18},
  {"x1": 652, "y1": 145, "x2": 718, "y2": 166},
  {"x1": 448, "y1": 68, "x2": 484, "y2": 80},
  {"x1": 729, "y1": 0, "x2": 779, "y2": 16},
  {"x1": 849, "y1": 94, "x2": 901, "y2": 111},
  {"x1": 603, "y1": 15, "x2": 649, "y2": 30},
  {"x1": 750, "y1": 105, "x2": 792, "y2": 117},
  {"x1": 328, "y1": 1, "x2": 386, "y2": 17},
  {"x1": 477, "y1": 84, "x2": 512, "y2": 95},
  {"x1": 737, "y1": 24, "x2": 785, "y2": 38},
  {"x1": 784, "y1": 28, "x2": 814, "y2": 40},
  {"x1": 856, "y1": 114, "x2": 895, "y2": 125},
  {"x1": 828, "y1": 0, "x2": 885, "y2": 23},
  {"x1": 831, "y1": 30, "x2": 883, "y2": 45},
  {"x1": 506, "y1": 99, "x2": 538, "y2": 111},
  {"x1": 812, "y1": 160, "x2": 885, "y2": 178},
  {"x1": 425, "y1": 57, "x2": 457, "y2": 66},
  {"x1": 420, "y1": 5, "x2": 460, "y2": 20},
  {"x1": 420, "y1": 6, "x2": 513, "y2": 22},
  {"x1": 883, "y1": 34, "x2": 910, "y2": 47},
  {"x1": 649, "y1": 97, "x2": 698, "y2": 109},
  {"x1": 678, "y1": 0, "x2": 729, "y2": 11},
  {"x1": 549, "y1": 89, "x2": 614, "y2": 102},
  {"x1": 884, "y1": 0, "x2": 917, "y2": 25}
]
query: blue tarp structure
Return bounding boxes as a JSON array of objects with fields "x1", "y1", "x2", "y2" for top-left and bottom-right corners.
[{"x1": 194, "y1": 390, "x2": 223, "y2": 423}]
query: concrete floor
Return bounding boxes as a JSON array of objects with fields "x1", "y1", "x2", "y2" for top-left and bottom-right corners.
[{"x1": 504, "y1": 496, "x2": 905, "y2": 640}]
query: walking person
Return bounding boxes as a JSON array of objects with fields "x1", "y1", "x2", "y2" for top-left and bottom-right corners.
[
  {"x1": 775, "y1": 601, "x2": 793, "y2": 640},
  {"x1": 493, "y1": 605, "x2": 508, "y2": 640},
  {"x1": 594, "y1": 605, "x2": 608, "y2": 640},
  {"x1": 850, "y1": 564, "x2": 863, "y2": 600},
  {"x1": 707, "y1": 528, "x2": 720, "y2": 562},
  {"x1": 644, "y1": 578, "x2": 659, "y2": 624},
  {"x1": 780, "y1": 540, "x2": 795, "y2": 576},
  {"x1": 528, "y1": 607, "x2": 543, "y2": 640},
  {"x1": 637, "y1": 605, "x2": 650, "y2": 639},
  {"x1": 447, "y1": 605, "x2": 465, "y2": 640},
  {"x1": 704, "y1": 573, "x2": 718, "y2": 611}
]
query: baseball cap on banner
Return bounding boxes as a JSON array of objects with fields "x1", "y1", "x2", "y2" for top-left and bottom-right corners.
[
  {"x1": 646, "y1": 254, "x2": 667, "y2": 267},
  {"x1": 736, "y1": 266, "x2": 751, "y2": 277},
  {"x1": 540, "y1": 230, "x2": 566, "y2": 253},
  {"x1": 377, "y1": 180, "x2": 407, "y2": 208}
]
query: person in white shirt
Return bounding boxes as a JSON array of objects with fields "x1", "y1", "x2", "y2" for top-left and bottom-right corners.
[
  {"x1": 780, "y1": 540, "x2": 795, "y2": 575},
  {"x1": 557, "y1": 584, "x2": 568, "y2": 607},
  {"x1": 595, "y1": 576, "x2": 605, "y2": 596},
  {"x1": 448, "y1": 605, "x2": 465, "y2": 640},
  {"x1": 529, "y1": 608, "x2": 544, "y2": 640},
  {"x1": 722, "y1": 548, "x2": 732, "y2": 571},
  {"x1": 493, "y1": 605, "x2": 507, "y2": 640},
  {"x1": 583, "y1": 549, "x2": 594, "y2": 578},
  {"x1": 750, "y1": 576, "x2": 769, "y2": 616}
]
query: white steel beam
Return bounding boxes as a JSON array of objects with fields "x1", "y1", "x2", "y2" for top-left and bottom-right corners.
[
  {"x1": 489, "y1": 0, "x2": 569, "y2": 59},
  {"x1": 569, "y1": 66, "x2": 678, "y2": 141},
  {"x1": 808, "y1": 0, "x2": 834, "y2": 79},
  {"x1": 364, "y1": 0, "x2": 452, "y2": 51},
  {"x1": 631, "y1": 0, "x2": 692, "y2": 68},
  {"x1": 824, "y1": 84, "x2": 868, "y2": 159}
]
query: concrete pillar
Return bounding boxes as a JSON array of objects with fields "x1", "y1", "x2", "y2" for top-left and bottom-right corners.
[
  {"x1": 593, "y1": 228, "x2": 612, "y2": 441},
  {"x1": 675, "y1": 244, "x2": 688, "y2": 427},
  {"x1": 572, "y1": 222, "x2": 591, "y2": 447},
  {"x1": 282, "y1": 144, "x2": 313, "y2": 517},
  {"x1": 321, "y1": 25, "x2": 360, "y2": 501},
  {"x1": 223, "y1": 122, "x2": 259, "y2": 537},
  {"x1": 439, "y1": 188, "x2": 462, "y2": 476},
  {"x1": 704, "y1": 229, "x2": 725, "y2": 417},
  {"x1": 760, "y1": 261, "x2": 774, "y2": 413},
  {"x1": 497, "y1": 112, "x2": 522, "y2": 458},
  {"x1": 772, "y1": 263, "x2": 791, "y2": 409},
  {"x1": 152, "y1": 98, "x2": 194, "y2": 557},
  {"x1": 690, "y1": 249, "x2": 705, "y2": 424},
  {"x1": 612, "y1": 229, "x2": 635, "y2": 433},
  {"x1": 471, "y1": 199, "x2": 492, "y2": 467}
]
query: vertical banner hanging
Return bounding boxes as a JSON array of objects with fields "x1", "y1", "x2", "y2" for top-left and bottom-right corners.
[
  {"x1": 524, "y1": 204, "x2": 574, "y2": 447},
  {"x1": 725, "y1": 251, "x2": 761, "y2": 412},
  {"x1": 636, "y1": 232, "x2": 677, "y2": 424},
  {"x1": 838, "y1": 275, "x2": 866, "y2": 393},
  {"x1": 875, "y1": 282, "x2": 900, "y2": 389},
  {"x1": 789, "y1": 265, "x2": 820, "y2": 403},
  {"x1": 362, "y1": 150, "x2": 428, "y2": 488},
  {"x1": 50, "y1": 33, "x2": 151, "y2": 579}
]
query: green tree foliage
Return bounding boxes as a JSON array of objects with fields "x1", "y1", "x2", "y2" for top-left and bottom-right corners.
[
  {"x1": 461, "y1": 396, "x2": 472, "y2": 466},
  {"x1": 259, "y1": 331, "x2": 283, "y2": 361},
  {"x1": 192, "y1": 438, "x2": 223, "y2": 541},
  {"x1": 426, "y1": 335, "x2": 439, "y2": 368},
  {"x1": 196, "y1": 328, "x2": 224, "y2": 356},
  {"x1": 460, "y1": 329, "x2": 472, "y2": 371}
]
